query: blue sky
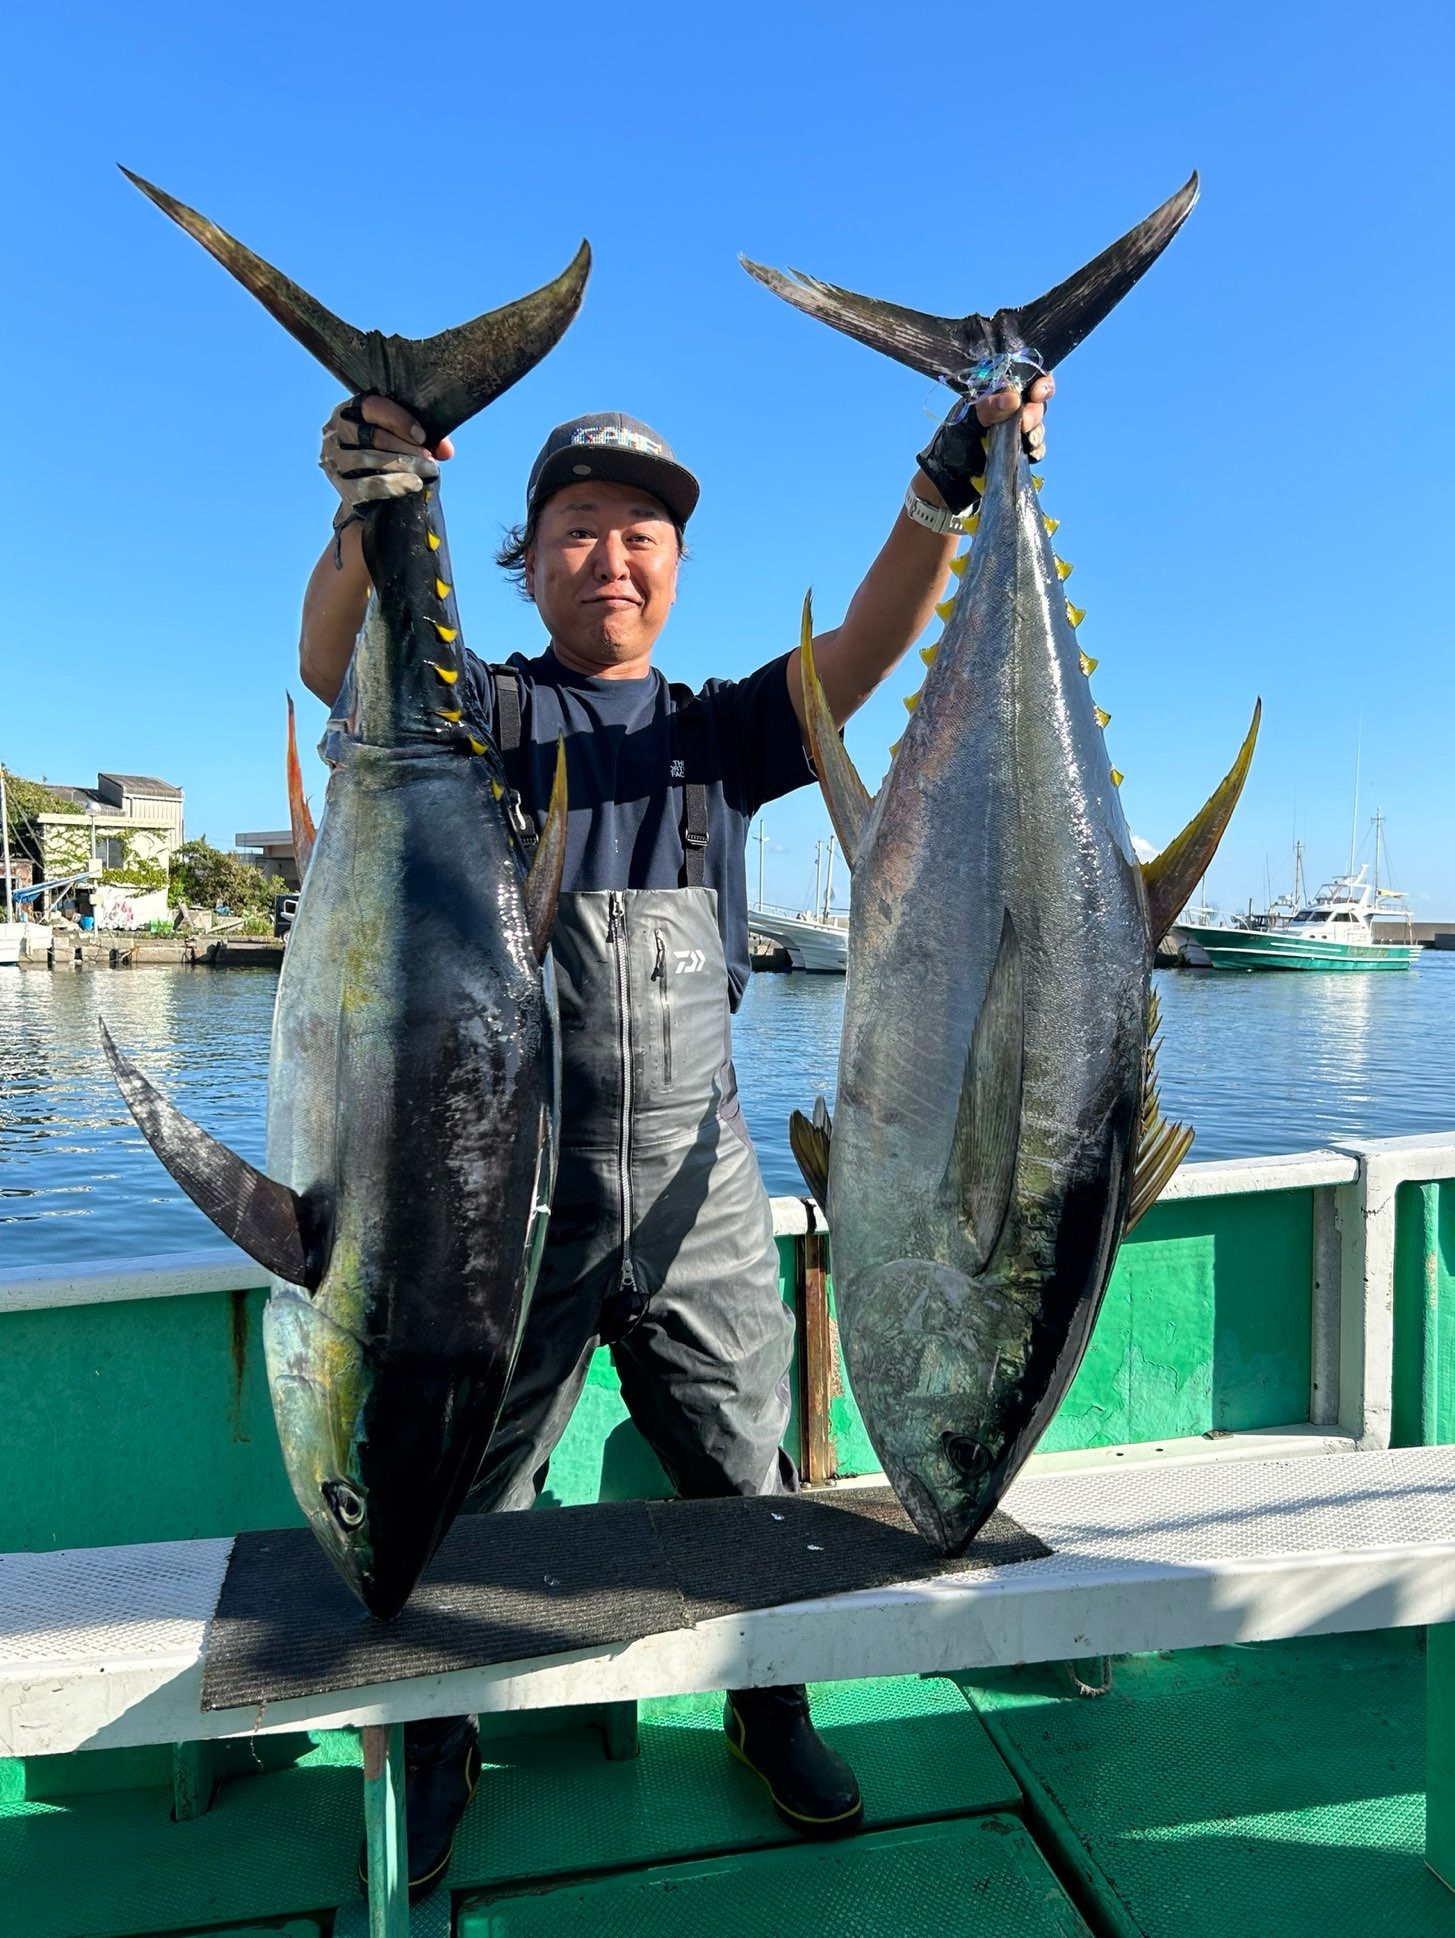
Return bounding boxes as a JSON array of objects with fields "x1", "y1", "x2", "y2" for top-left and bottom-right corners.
[{"x1": 3, "y1": 1, "x2": 1451, "y2": 914}]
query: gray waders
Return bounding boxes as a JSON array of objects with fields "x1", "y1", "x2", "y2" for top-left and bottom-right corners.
[{"x1": 469, "y1": 675, "x2": 797, "y2": 1513}]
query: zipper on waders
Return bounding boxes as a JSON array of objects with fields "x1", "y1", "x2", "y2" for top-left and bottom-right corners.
[
  {"x1": 608, "y1": 892, "x2": 642, "y2": 1327},
  {"x1": 652, "y1": 931, "x2": 673, "y2": 1084}
]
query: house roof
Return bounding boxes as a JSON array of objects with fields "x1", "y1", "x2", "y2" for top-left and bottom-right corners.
[{"x1": 99, "y1": 773, "x2": 182, "y2": 797}]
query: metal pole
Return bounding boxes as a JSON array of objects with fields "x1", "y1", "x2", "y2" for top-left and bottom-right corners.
[
  {"x1": 0, "y1": 764, "x2": 13, "y2": 921},
  {"x1": 823, "y1": 836, "x2": 836, "y2": 920},
  {"x1": 755, "y1": 821, "x2": 766, "y2": 909},
  {"x1": 361, "y1": 1723, "x2": 410, "y2": 1936},
  {"x1": 813, "y1": 841, "x2": 822, "y2": 919},
  {"x1": 1348, "y1": 731, "x2": 1362, "y2": 878}
]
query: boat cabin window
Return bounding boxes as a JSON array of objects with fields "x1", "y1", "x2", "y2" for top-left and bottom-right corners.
[{"x1": 1295, "y1": 909, "x2": 1325, "y2": 922}]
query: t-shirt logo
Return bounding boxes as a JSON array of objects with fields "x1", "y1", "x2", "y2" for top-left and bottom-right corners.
[{"x1": 669, "y1": 758, "x2": 685, "y2": 781}]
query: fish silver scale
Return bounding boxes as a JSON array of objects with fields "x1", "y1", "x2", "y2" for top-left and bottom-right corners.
[{"x1": 830, "y1": 413, "x2": 1148, "y2": 1554}]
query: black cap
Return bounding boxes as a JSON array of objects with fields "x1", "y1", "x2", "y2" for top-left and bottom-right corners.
[{"x1": 525, "y1": 412, "x2": 700, "y2": 528}]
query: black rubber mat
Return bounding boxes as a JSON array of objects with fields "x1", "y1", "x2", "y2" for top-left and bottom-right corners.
[
  {"x1": 203, "y1": 1490, "x2": 1048, "y2": 1711},
  {"x1": 648, "y1": 1488, "x2": 1049, "y2": 1623}
]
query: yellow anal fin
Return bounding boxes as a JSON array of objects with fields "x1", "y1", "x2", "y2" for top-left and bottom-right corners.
[
  {"x1": 798, "y1": 593, "x2": 873, "y2": 867},
  {"x1": 1127, "y1": 990, "x2": 1195, "y2": 1229},
  {"x1": 1142, "y1": 700, "x2": 1262, "y2": 944}
]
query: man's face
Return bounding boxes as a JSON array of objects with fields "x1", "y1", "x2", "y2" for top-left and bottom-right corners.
[{"x1": 526, "y1": 480, "x2": 680, "y2": 673}]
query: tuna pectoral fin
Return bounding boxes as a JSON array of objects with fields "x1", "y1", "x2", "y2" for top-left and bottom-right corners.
[
  {"x1": 798, "y1": 594, "x2": 873, "y2": 867},
  {"x1": 789, "y1": 1096, "x2": 833, "y2": 1214},
  {"x1": 741, "y1": 174, "x2": 1197, "y2": 384},
  {"x1": 121, "y1": 169, "x2": 590, "y2": 445},
  {"x1": 523, "y1": 739, "x2": 568, "y2": 961},
  {"x1": 1142, "y1": 701, "x2": 1262, "y2": 945},
  {"x1": 99, "y1": 1022, "x2": 323, "y2": 1289},
  {"x1": 286, "y1": 693, "x2": 317, "y2": 881},
  {"x1": 946, "y1": 911, "x2": 1025, "y2": 1275},
  {"x1": 1127, "y1": 990, "x2": 1194, "y2": 1229}
]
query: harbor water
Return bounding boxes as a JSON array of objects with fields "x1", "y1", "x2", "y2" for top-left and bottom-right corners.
[{"x1": 4, "y1": 956, "x2": 1455, "y2": 1269}]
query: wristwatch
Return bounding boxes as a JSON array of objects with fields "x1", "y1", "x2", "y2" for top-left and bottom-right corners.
[{"x1": 902, "y1": 487, "x2": 978, "y2": 537}]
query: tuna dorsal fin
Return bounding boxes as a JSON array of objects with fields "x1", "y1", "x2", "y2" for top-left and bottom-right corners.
[
  {"x1": 121, "y1": 169, "x2": 591, "y2": 445},
  {"x1": 1142, "y1": 700, "x2": 1262, "y2": 945},
  {"x1": 946, "y1": 910, "x2": 1025, "y2": 1274},
  {"x1": 522, "y1": 739, "x2": 569, "y2": 961},
  {"x1": 797, "y1": 593, "x2": 873, "y2": 867},
  {"x1": 1127, "y1": 990, "x2": 1194, "y2": 1229},
  {"x1": 741, "y1": 174, "x2": 1198, "y2": 385},
  {"x1": 789, "y1": 1095, "x2": 833, "y2": 1215},
  {"x1": 286, "y1": 692, "x2": 317, "y2": 882},
  {"x1": 99, "y1": 1021, "x2": 325, "y2": 1289}
]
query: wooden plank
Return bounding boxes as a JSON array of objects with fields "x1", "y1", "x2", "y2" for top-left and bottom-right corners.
[{"x1": 796, "y1": 1226, "x2": 835, "y2": 1486}]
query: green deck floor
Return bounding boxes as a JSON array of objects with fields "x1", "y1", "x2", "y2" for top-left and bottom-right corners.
[
  {"x1": 959, "y1": 1629, "x2": 1455, "y2": 1938},
  {"x1": 459, "y1": 1816, "x2": 1092, "y2": 1937}
]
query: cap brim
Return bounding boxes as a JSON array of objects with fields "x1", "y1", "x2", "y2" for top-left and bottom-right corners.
[{"x1": 529, "y1": 446, "x2": 700, "y2": 528}]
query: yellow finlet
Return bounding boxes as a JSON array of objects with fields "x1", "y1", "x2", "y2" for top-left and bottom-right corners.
[
  {"x1": 1043, "y1": 515, "x2": 1060, "y2": 536},
  {"x1": 888, "y1": 737, "x2": 902, "y2": 756},
  {"x1": 970, "y1": 474, "x2": 986, "y2": 496},
  {"x1": 433, "y1": 623, "x2": 459, "y2": 644},
  {"x1": 920, "y1": 643, "x2": 938, "y2": 667},
  {"x1": 435, "y1": 579, "x2": 452, "y2": 600},
  {"x1": 1095, "y1": 705, "x2": 1111, "y2": 729},
  {"x1": 428, "y1": 662, "x2": 459, "y2": 685},
  {"x1": 427, "y1": 531, "x2": 441, "y2": 551},
  {"x1": 935, "y1": 598, "x2": 955, "y2": 622},
  {"x1": 1080, "y1": 651, "x2": 1098, "y2": 676},
  {"x1": 1032, "y1": 475, "x2": 1045, "y2": 492},
  {"x1": 468, "y1": 737, "x2": 488, "y2": 755},
  {"x1": 903, "y1": 691, "x2": 920, "y2": 713},
  {"x1": 1066, "y1": 603, "x2": 1086, "y2": 628},
  {"x1": 1111, "y1": 768, "x2": 1124, "y2": 786},
  {"x1": 491, "y1": 778, "x2": 504, "y2": 799},
  {"x1": 962, "y1": 512, "x2": 979, "y2": 534},
  {"x1": 1055, "y1": 558, "x2": 1075, "y2": 581},
  {"x1": 434, "y1": 707, "x2": 463, "y2": 725},
  {"x1": 948, "y1": 555, "x2": 968, "y2": 580}
]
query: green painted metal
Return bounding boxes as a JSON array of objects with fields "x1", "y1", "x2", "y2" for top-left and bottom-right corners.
[
  {"x1": 361, "y1": 1725, "x2": 408, "y2": 1938},
  {"x1": 0, "y1": 1284, "x2": 299, "y2": 1553},
  {"x1": 458, "y1": 1816, "x2": 1093, "y2": 1937},
  {"x1": 960, "y1": 1631, "x2": 1455, "y2": 1938},
  {"x1": 1393, "y1": 1180, "x2": 1455, "y2": 1449},
  {"x1": 1428, "y1": 1625, "x2": 1455, "y2": 1893},
  {"x1": 447, "y1": 1676, "x2": 1020, "y2": 1896}
]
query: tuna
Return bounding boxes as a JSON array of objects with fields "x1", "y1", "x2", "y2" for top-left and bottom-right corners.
[
  {"x1": 101, "y1": 172, "x2": 587, "y2": 1617},
  {"x1": 748, "y1": 179, "x2": 1260, "y2": 1551}
]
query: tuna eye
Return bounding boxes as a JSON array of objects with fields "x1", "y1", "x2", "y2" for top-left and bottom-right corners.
[
  {"x1": 322, "y1": 1478, "x2": 366, "y2": 1529},
  {"x1": 941, "y1": 1433, "x2": 992, "y2": 1481}
]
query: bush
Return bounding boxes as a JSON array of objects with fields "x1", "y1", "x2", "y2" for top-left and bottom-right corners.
[{"x1": 169, "y1": 837, "x2": 276, "y2": 914}]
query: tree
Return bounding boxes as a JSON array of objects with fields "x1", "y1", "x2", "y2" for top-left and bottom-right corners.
[
  {"x1": 1, "y1": 765, "x2": 78, "y2": 858},
  {"x1": 169, "y1": 837, "x2": 277, "y2": 913}
]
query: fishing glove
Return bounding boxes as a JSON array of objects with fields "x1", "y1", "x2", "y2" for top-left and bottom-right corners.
[
  {"x1": 917, "y1": 398, "x2": 1047, "y2": 513},
  {"x1": 320, "y1": 396, "x2": 440, "y2": 528}
]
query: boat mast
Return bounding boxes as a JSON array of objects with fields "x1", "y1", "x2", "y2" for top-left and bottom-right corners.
[
  {"x1": 1373, "y1": 809, "x2": 1383, "y2": 895},
  {"x1": 0, "y1": 763, "x2": 12, "y2": 923},
  {"x1": 1294, "y1": 839, "x2": 1305, "y2": 906},
  {"x1": 813, "y1": 841, "x2": 822, "y2": 919},
  {"x1": 1348, "y1": 730, "x2": 1362, "y2": 878},
  {"x1": 822, "y1": 835, "x2": 837, "y2": 919},
  {"x1": 753, "y1": 820, "x2": 767, "y2": 908}
]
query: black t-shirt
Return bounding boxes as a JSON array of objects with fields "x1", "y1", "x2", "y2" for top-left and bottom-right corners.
[{"x1": 461, "y1": 647, "x2": 812, "y2": 1007}]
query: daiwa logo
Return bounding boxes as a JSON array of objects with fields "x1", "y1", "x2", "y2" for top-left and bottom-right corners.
[
  {"x1": 674, "y1": 949, "x2": 706, "y2": 973},
  {"x1": 572, "y1": 425, "x2": 664, "y2": 456}
]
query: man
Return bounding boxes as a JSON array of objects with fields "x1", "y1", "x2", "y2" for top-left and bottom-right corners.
[{"x1": 301, "y1": 372, "x2": 1051, "y2": 1901}]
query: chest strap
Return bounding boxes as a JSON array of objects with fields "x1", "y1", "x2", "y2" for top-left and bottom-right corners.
[{"x1": 489, "y1": 667, "x2": 709, "y2": 889}]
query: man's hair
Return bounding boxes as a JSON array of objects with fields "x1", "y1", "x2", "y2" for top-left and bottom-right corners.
[{"x1": 496, "y1": 508, "x2": 689, "y2": 600}]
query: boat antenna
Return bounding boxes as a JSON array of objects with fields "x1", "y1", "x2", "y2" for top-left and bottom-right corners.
[
  {"x1": 1348, "y1": 725, "x2": 1362, "y2": 877},
  {"x1": 754, "y1": 820, "x2": 767, "y2": 908},
  {"x1": 0, "y1": 763, "x2": 12, "y2": 924},
  {"x1": 813, "y1": 840, "x2": 822, "y2": 918},
  {"x1": 823, "y1": 834, "x2": 837, "y2": 919}
]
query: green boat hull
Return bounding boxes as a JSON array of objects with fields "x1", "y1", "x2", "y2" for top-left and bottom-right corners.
[{"x1": 1178, "y1": 925, "x2": 1419, "y2": 972}]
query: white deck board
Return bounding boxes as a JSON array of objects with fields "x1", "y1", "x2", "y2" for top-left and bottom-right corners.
[{"x1": 3, "y1": 1447, "x2": 1453, "y2": 1755}]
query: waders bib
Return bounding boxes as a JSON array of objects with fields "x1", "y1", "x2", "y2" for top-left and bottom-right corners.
[{"x1": 469, "y1": 677, "x2": 796, "y2": 1512}]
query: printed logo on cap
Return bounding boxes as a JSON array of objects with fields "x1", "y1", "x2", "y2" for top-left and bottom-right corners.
[{"x1": 570, "y1": 425, "x2": 665, "y2": 457}]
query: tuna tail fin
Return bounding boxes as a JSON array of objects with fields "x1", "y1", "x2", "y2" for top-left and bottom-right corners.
[
  {"x1": 1141, "y1": 700, "x2": 1262, "y2": 946},
  {"x1": 797, "y1": 592, "x2": 873, "y2": 867},
  {"x1": 286, "y1": 693, "x2": 317, "y2": 882},
  {"x1": 100, "y1": 1021, "x2": 326, "y2": 1291},
  {"x1": 121, "y1": 169, "x2": 591, "y2": 444},
  {"x1": 741, "y1": 173, "x2": 1198, "y2": 384}
]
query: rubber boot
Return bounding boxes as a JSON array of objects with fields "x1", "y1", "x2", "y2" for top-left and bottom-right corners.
[
  {"x1": 357, "y1": 1714, "x2": 481, "y2": 1905},
  {"x1": 724, "y1": 1684, "x2": 864, "y2": 1838}
]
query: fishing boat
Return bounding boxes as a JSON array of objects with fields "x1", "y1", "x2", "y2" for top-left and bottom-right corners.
[
  {"x1": 1179, "y1": 816, "x2": 1419, "y2": 972},
  {"x1": 5, "y1": 1136, "x2": 1455, "y2": 1936},
  {"x1": 749, "y1": 830, "x2": 848, "y2": 973}
]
